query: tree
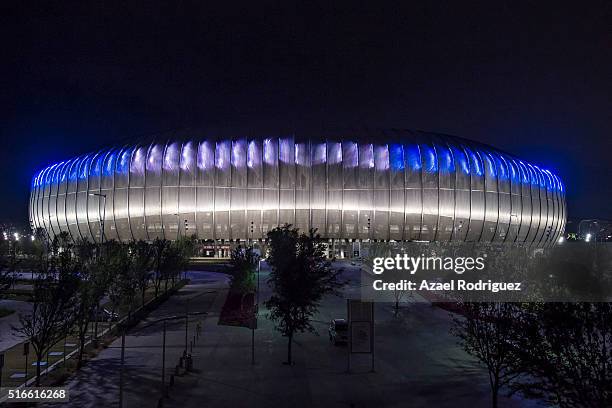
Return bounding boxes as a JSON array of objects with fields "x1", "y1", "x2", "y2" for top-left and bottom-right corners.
[
  {"x1": 0, "y1": 238, "x2": 19, "y2": 295},
  {"x1": 73, "y1": 238, "x2": 96, "y2": 264},
  {"x1": 512, "y1": 302, "x2": 612, "y2": 408},
  {"x1": 151, "y1": 238, "x2": 170, "y2": 297},
  {"x1": 265, "y1": 225, "x2": 344, "y2": 365},
  {"x1": 389, "y1": 267, "x2": 410, "y2": 317},
  {"x1": 159, "y1": 243, "x2": 182, "y2": 291},
  {"x1": 14, "y1": 232, "x2": 80, "y2": 385},
  {"x1": 73, "y1": 241, "x2": 109, "y2": 368},
  {"x1": 388, "y1": 242, "x2": 428, "y2": 316},
  {"x1": 229, "y1": 245, "x2": 258, "y2": 294},
  {"x1": 451, "y1": 302, "x2": 526, "y2": 408},
  {"x1": 175, "y1": 235, "x2": 197, "y2": 280},
  {"x1": 105, "y1": 241, "x2": 136, "y2": 324},
  {"x1": 129, "y1": 240, "x2": 153, "y2": 307}
]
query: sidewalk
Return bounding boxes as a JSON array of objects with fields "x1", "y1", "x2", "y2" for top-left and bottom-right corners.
[
  {"x1": 43, "y1": 265, "x2": 536, "y2": 408},
  {"x1": 156, "y1": 264, "x2": 536, "y2": 408},
  {"x1": 42, "y1": 271, "x2": 230, "y2": 407}
]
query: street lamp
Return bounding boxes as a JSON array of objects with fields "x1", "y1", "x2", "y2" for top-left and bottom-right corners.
[
  {"x1": 89, "y1": 192, "x2": 107, "y2": 344},
  {"x1": 135, "y1": 310, "x2": 208, "y2": 402},
  {"x1": 89, "y1": 193, "x2": 107, "y2": 244},
  {"x1": 252, "y1": 257, "x2": 261, "y2": 365}
]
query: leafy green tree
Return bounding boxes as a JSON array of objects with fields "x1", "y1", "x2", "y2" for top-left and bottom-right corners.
[
  {"x1": 73, "y1": 241, "x2": 109, "y2": 367},
  {"x1": 158, "y1": 243, "x2": 181, "y2": 291},
  {"x1": 0, "y1": 238, "x2": 19, "y2": 294},
  {"x1": 73, "y1": 238, "x2": 96, "y2": 264},
  {"x1": 513, "y1": 302, "x2": 612, "y2": 408},
  {"x1": 265, "y1": 225, "x2": 344, "y2": 365},
  {"x1": 129, "y1": 240, "x2": 153, "y2": 307},
  {"x1": 229, "y1": 245, "x2": 258, "y2": 294},
  {"x1": 14, "y1": 232, "x2": 80, "y2": 385},
  {"x1": 105, "y1": 241, "x2": 138, "y2": 322},
  {"x1": 151, "y1": 238, "x2": 171, "y2": 297},
  {"x1": 451, "y1": 302, "x2": 526, "y2": 408},
  {"x1": 30, "y1": 228, "x2": 51, "y2": 274},
  {"x1": 175, "y1": 235, "x2": 197, "y2": 280}
]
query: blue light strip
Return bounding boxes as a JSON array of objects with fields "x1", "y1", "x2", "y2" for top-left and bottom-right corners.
[
  {"x1": 465, "y1": 147, "x2": 483, "y2": 176},
  {"x1": 450, "y1": 146, "x2": 469, "y2": 174},
  {"x1": 79, "y1": 155, "x2": 92, "y2": 180},
  {"x1": 421, "y1": 144, "x2": 437, "y2": 173},
  {"x1": 482, "y1": 152, "x2": 496, "y2": 178},
  {"x1": 117, "y1": 148, "x2": 133, "y2": 174},
  {"x1": 495, "y1": 155, "x2": 507, "y2": 180},
  {"x1": 437, "y1": 145, "x2": 454, "y2": 173},
  {"x1": 103, "y1": 150, "x2": 118, "y2": 177},
  {"x1": 405, "y1": 144, "x2": 421, "y2": 171},
  {"x1": 389, "y1": 143, "x2": 404, "y2": 170}
]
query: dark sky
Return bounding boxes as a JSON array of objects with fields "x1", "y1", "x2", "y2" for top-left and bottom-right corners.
[{"x1": 1, "y1": 1, "x2": 610, "y2": 225}]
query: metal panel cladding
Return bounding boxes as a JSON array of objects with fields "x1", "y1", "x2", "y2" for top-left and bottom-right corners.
[{"x1": 29, "y1": 131, "x2": 566, "y2": 247}]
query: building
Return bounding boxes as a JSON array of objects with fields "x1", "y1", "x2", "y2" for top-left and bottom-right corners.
[{"x1": 29, "y1": 130, "x2": 566, "y2": 252}]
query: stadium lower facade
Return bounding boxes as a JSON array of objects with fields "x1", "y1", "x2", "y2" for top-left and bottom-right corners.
[{"x1": 29, "y1": 131, "x2": 566, "y2": 250}]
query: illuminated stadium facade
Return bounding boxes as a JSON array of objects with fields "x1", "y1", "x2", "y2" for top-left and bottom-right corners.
[{"x1": 29, "y1": 131, "x2": 565, "y2": 249}]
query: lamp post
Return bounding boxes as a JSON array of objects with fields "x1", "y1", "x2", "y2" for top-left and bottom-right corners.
[
  {"x1": 89, "y1": 193, "x2": 106, "y2": 342},
  {"x1": 0, "y1": 353, "x2": 4, "y2": 390},
  {"x1": 184, "y1": 300, "x2": 189, "y2": 357},
  {"x1": 252, "y1": 258, "x2": 260, "y2": 365},
  {"x1": 119, "y1": 328, "x2": 125, "y2": 407},
  {"x1": 136, "y1": 311, "x2": 208, "y2": 401},
  {"x1": 162, "y1": 320, "x2": 166, "y2": 394}
]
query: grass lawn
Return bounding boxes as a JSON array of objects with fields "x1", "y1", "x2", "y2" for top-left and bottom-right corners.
[{"x1": 0, "y1": 307, "x2": 15, "y2": 318}]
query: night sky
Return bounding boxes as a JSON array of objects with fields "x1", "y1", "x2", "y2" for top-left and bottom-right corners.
[{"x1": 1, "y1": 2, "x2": 610, "y2": 225}]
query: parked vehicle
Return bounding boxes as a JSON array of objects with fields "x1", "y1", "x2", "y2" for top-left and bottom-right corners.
[{"x1": 328, "y1": 318, "x2": 348, "y2": 345}]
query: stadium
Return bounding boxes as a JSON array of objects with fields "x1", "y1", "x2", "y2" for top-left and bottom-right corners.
[{"x1": 29, "y1": 130, "x2": 565, "y2": 255}]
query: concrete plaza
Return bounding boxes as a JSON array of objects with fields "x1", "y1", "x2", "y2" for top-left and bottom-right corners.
[{"x1": 42, "y1": 263, "x2": 536, "y2": 408}]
